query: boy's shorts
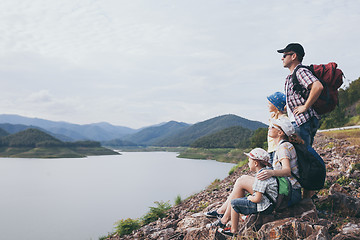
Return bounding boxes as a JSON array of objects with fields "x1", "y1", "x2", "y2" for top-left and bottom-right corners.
[{"x1": 231, "y1": 197, "x2": 258, "y2": 215}]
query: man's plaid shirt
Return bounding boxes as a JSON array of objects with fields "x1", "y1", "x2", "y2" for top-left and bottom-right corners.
[{"x1": 285, "y1": 65, "x2": 320, "y2": 126}]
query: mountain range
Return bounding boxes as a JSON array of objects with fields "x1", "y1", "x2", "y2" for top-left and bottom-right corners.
[
  {"x1": 0, "y1": 114, "x2": 137, "y2": 141},
  {"x1": 139, "y1": 114, "x2": 266, "y2": 146},
  {"x1": 0, "y1": 114, "x2": 267, "y2": 147}
]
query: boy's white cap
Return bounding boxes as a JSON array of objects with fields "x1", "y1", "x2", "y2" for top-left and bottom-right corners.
[
  {"x1": 244, "y1": 148, "x2": 271, "y2": 167},
  {"x1": 270, "y1": 117, "x2": 295, "y2": 136}
]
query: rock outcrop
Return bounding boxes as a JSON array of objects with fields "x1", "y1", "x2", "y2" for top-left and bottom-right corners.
[{"x1": 109, "y1": 133, "x2": 360, "y2": 239}]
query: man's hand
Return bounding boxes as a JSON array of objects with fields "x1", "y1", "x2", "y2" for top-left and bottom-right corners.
[
  {"x1": 293, "y1": 105, "x2": 308, "y2": 115},
  {"x1": 294, "y1": 81, "x2": 323, "y2": 116}
]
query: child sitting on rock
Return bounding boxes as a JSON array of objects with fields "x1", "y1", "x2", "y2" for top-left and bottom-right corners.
[{"x1": 218, "y1": 148, "x2": 278, "y2": 237}]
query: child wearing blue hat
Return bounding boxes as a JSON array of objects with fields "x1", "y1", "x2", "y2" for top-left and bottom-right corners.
[{"x1": 267, "y1": 92, "x2": 288, "y2": 164}]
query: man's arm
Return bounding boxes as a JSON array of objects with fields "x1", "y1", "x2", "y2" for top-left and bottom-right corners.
[{"x1": 293, "y1": 80, "x2": 323, "y2": 115}]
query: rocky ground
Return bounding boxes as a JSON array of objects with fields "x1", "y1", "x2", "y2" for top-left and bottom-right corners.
[{"x1": 109, "y1": 133, "x2": 360, "y2": 239}]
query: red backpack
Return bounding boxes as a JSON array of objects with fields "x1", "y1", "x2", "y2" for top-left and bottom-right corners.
[{"x1": 292, "y1": 62, "x2": 344, "y2": 115}]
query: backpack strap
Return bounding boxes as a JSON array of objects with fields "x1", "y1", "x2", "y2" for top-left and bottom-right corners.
[
  {"x1": 263, "y1": 177, "x2": 293, "y2": 208},
  {"x1": 291, "y1": 65, "x2": 310, "y2": 100},
  {"x1": 263, "y1": 177, "x2": 278, "y2": 206},
  {"x1": 277, "y1": 140, "x2": 300, "y2": 185},
  {"x1": 291, "y1": 172, "x2": 300, "y2": 182}
]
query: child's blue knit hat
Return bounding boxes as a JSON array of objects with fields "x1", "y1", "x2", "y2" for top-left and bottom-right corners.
[{"x1": 267, "y1": 92, "x2": 286, "y2": 112}]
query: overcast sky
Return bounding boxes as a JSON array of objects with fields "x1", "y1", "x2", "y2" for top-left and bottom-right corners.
[{"x1": 1, "y1": 0, "x2": 359, "y2": 129}]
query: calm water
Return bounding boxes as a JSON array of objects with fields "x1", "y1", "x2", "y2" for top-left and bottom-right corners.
[{"x1": 0, "y1": 152, "x2": 234, "y2": 240}]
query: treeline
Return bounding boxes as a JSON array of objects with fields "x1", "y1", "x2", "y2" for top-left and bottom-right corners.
[
  {"x1": 0, "y1": 128, "x2": 101, "y2": 148},
  {"x1": 147, "y1": 114, "x2": 266, "y2": 147},
  {"x1": 320, "y1": 77, "x2": 360, "y2": 129},
  {"x1": 190, "y1": 126, "x2": 252, "y2": 148},
  {"x1": 190, "y1": 126, "x2": 268, "y2": 149}
]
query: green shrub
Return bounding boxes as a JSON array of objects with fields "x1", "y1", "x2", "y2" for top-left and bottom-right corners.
[
  {"x1": 336, "y1": 175, "x2": 351, "y2": 185},
  {"x1": 114, "y1": 218, "x2": 141, "y2": 237},
  {"x1": 228, "y1": 159, "x2": 248, "y2": 175},
  {"x1": 350, "y1": 163, "x2": 360, "y2": 174},
  {"x1": 99, "y1": 234, "x2": 113, "y2": 240},
  {"x1": 141, "y1": 201, "x2": 171, "y2": 225},
  {"x1": 112, "y1": 201, "x2": 171, "y2": 238},
  {"x1": 207, "y1": 179, "x2": 221, "y2": 192},
  {"x1": 190, "y1": 200, "x2": 209, "y2": 213},
  {"x1": 174, "y1": 194, "x2": 182, "y2": 205},
  {"x1": 249, "y1": 128, "x2": 268, "y2": 148}
]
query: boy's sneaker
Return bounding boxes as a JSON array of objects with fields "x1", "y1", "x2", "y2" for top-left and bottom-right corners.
[
  {"x1": 218, "y1": 227, "x2": 237, "y2": 237},
  {"x1": 204, "y1": 210, "x2": 224, "y2": 219},
  {"x1": 205, "y1": 219, "x2": 226, "y2": 229}
]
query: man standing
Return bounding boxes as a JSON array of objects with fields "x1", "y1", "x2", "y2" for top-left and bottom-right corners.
[{"x1": 277, "y1": 43, "x2": 323, "y2": 146}]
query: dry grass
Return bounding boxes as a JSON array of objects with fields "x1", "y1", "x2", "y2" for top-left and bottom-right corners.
[{"x1": 320, "y1": 128, "x2": 360, "y2": 146}]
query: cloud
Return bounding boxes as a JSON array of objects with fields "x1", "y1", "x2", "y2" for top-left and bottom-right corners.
[{"x1": 27, "y1": 90, "x2": 53, "y2": 103}]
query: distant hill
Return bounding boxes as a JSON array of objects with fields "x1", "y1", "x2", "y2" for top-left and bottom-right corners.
[
  {"x1": 0, "y1": 123, "x2": 37, "y2": 134},
  {"x1": 153, "y1": 114, "x2": 267, "y2": 146},
  {"x1": 1, "y1": 128, "x2": 62, "y2": 147},
  {"x1": 0, "y1": 123, "x2": 74, "y2": 142},
  {"x1": 0, "y1": 128, "x2": 9, "y2": 137},
  {"x1": 0, "y1": 128, "x2": 119, "y2": 158},
  {"x1": 0, "y1": 114, "x2": 138, "y2": 141},
  {"x1": 190, "y1": 126, "x2": 253, "y2": 148},
  {"x1": 122, "y1": 121, "x2": 190, "y2": 145}
]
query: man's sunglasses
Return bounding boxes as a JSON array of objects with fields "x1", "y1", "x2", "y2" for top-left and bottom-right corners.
[{"x1": 283, "y1": 53, "x2": 295, "y2": 58}]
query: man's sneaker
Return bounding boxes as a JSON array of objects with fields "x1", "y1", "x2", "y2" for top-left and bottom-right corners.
[
  {"x1": 204, "y1": 210, "x2": 224, "y2": 219},
  {"x1": 205, "y1": 219, "x2": 226, "y2": 229},
  {"x1": 218, "y1": 227, "x2": 237, "y2": 237}
]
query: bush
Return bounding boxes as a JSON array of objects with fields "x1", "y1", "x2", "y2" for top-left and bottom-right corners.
[
  {"x1": 249, "y1": 128, "x2": 268, "y2": 148},
  {"x1": 174, "y1": 195, "x2": 182, "y2": 205},
  {"x1": 114, "y1": 218, "x2": 141, "y2": 237},
  {"x1": 207, "y1": 179, "x2": 221, "y2": 192},
  {"x1": 141, "y1": 201, "x2": 171, "y2": 225},
  {"x1": 228, "y1": 159, "x2": 248, "y2": 175},
  {"x1": 112, "y1": 201, "x2": 171, "y2": 238}
]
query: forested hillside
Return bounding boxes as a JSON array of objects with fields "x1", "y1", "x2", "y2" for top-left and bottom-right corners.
[
  {"x1": 123, "y1": 121, "x2": 189, "y2": 145},
  {"x1": 0, "y1": 128, "x2": 62, "y2": 147},
  {"x1": 0, "y1": 128, "x2": 9, "y2": 137},
  {"x1": 0, "y1": 128, "x2": 118, "y2": 158},
  {"x1": 155, "y1": 114, "x2": 266, "y2": 147},
  {"x1": 320, "y1": 77, "x2": 360, "y2": 128},
  {"x1": 190, "y1": 126, "x2": 253, "y2": 148}
]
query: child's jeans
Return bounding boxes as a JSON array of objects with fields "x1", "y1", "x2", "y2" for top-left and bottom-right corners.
[
  {"x1": 231, "y1": 197, "x2": 274, "y2": 215},
  {"x1": 231, "y1": 197, "x2": 258, "y2": 215}
]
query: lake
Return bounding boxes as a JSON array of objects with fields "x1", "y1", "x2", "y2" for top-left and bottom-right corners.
[{"x1": 0, "y1": 152, "x2": 234, "y2": 240}]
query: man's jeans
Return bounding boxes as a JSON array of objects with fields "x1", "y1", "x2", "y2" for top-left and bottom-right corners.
[{"x1": 292, "y1": 117, "x2": 320, "y2": 146}]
